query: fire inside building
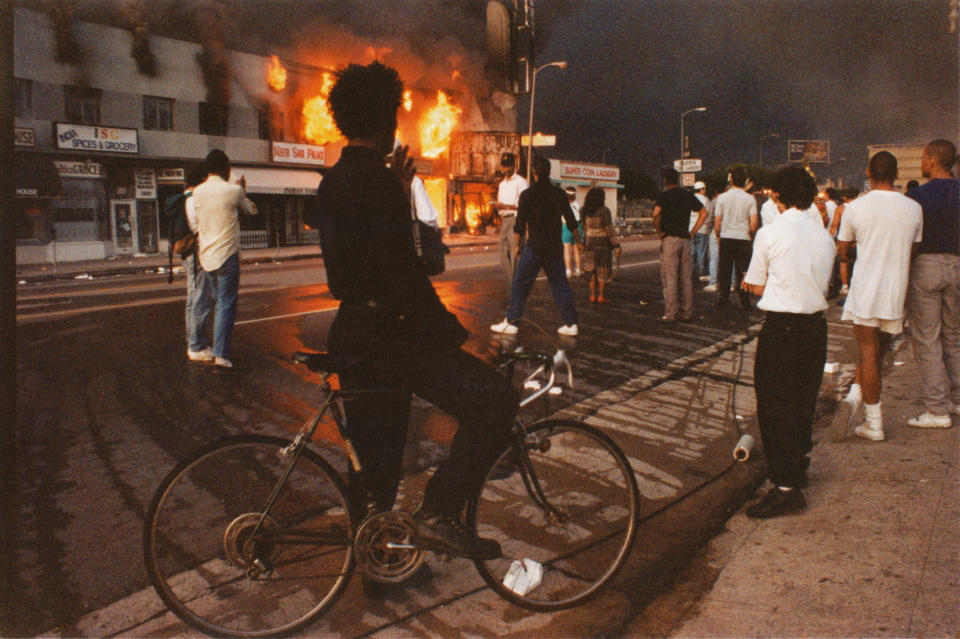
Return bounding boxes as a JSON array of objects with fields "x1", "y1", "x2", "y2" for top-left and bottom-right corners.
[{"x1": 13, "y1": 1, "x2": 618, "y2": 264}]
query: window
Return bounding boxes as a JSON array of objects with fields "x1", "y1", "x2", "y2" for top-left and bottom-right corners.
[
  {"x1": 64, "y1": 85, "x2": 101, "y2": 125},
  {"x1": 199, "y1": 101, "x2": 228, "y2": 136},
  {"x1": 15, "y1": 79, "x2": 31, "y2": 118},
  {"x1": 143, "y1": 96, "x2": 174, "y2": 131},
  {"x1": 258, "y1": 109, "x2": 271, "y2": 141}
]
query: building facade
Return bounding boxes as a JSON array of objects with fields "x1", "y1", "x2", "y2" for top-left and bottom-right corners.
[{"x1": 14, "y1": 7, "x2": 326, "y2": 264}]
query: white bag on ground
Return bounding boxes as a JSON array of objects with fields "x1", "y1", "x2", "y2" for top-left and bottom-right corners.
[{"x1": 502, "y1": 558, "x2": 543, "y2": 595}]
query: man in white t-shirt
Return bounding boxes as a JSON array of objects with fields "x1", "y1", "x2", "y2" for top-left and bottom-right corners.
[
  {"x1": 759, "y1": 195, "x2": 779, "y2": 228},
  {"x1": 834, "y1": 151, "x2": 923, "y2": 442},
  {"x1": 741, "y1": 166, "x2": 835, "y2": 518},
  {"x1": 493, "y1": 153, "x2": 528, "y2": 288},
  {"x1": 714, "y1": 167, "x2": 758, "y2": 309},
  {"x1": 691, "y1": 181, "x2": 711, "y2": 280}
]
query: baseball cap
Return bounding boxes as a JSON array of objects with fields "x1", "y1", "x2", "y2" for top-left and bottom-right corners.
[
  {"x1": 694, "y1": 181, "x2": 706, "y2": 190},
  {"x1": 565, "y1": 186, "x2": 576, "y2": 194}
]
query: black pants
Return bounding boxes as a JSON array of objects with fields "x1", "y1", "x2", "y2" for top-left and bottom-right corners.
[
  {"x1": 328, "y1": 304, "x2": 518, "y2": 516},
  {"x1": 754, "y1": 312, "x2": 827, "y2": 488},
  {"x1": 718, "y1": 238, "x2": 753, "y2": 306}
]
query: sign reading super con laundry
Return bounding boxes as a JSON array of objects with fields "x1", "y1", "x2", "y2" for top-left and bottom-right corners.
[
  {"x1": 55, "y1": 122, "x2": 139, "y2": 154},
  {"x1": 557, "y1": 161, "x2": 620, "y2": 183}
]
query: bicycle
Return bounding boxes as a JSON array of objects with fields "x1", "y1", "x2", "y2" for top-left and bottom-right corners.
[{"x1": 143, "y1": 348, "x2": 640, "y2": 638}]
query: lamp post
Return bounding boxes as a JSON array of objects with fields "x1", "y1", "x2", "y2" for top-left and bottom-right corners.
[
  {"x1": 759, "y1": 133, "x2": 780, "y2": 166},
  {"x1": 951, "y1": 0, "x2": 960, "y2": 145},
  {"x1": 679, "y1": 106, "x2": 706, "y2": 163},
  {"x1": 527, "y1": 60, "x2": 567, "y2": 183}
]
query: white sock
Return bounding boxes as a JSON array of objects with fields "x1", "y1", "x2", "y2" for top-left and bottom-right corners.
[
  {"x1": 846, "y1": 383, "x2": 862, "y2": 404},
  {"x1": 864, "y1": 402, "x2": 882, "y2": 428}
]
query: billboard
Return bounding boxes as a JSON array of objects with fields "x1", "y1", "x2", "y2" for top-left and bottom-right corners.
[{"x1": 788, "y1": 139, "x2": 830, "y2": 163}]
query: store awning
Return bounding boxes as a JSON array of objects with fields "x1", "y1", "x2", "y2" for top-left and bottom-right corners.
[
  {"x1": 228, "y1": 167, "x2": 322, "y2": 196},
  {"x1": 15, "y1": 154, "x2": 62, "y2": 198}
]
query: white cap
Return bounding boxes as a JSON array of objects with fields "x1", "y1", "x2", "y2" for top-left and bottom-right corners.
[{"x1": 694, "y1": 181, "x2": 706, "y2": 190}]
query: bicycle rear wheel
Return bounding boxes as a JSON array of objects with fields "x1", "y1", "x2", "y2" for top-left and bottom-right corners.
[
  {"x1": 469, "y1": 419, "x2": 639, "y2": 610},
  {"x1": 143, "y1": 435, "x2": 354, "y2": 638}
]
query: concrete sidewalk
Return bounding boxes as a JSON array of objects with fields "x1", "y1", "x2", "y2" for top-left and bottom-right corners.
[{"x1": 626, "y1": 305, "x2": 960, "y2": 639}]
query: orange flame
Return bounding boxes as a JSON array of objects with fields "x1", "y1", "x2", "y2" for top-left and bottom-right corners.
[
  {"x1": 267, "y1": 55, "x2": 287, "y2": 92},
  {"x1": 302, "y1": 72, "x2": 342, "y2": 146},
  {"x1": 465, "y1": 201, "x2": 482, "y2": 232},
  {"x1": 422, "y1": 177, "x2": 447, "y2": 226},
  {"x1": 420, "y1": 91, "x2": 462, "y2": 159},
  {"x1": 403, "y1": 90, "x2": 413, "y2": 112}
]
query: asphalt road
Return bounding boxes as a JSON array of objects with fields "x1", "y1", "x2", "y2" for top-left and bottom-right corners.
[{"x1": 11, "y1": 239, "x2": 759, "y2": 636}]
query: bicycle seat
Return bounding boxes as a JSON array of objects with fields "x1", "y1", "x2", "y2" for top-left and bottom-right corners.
[{"x1": 292, "y1": 351, "x2": 360, "y2": 374}]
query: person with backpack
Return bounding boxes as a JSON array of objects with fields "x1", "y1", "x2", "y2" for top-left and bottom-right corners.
[{"x1": 165, "y1": 164, "x2": 215, "y2": 362}]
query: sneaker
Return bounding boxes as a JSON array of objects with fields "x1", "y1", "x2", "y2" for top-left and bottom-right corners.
[
  {"x1": 574, "y1": 269, "x2": 581, "y2": 277},
  {"x1": 490, "y1": 319, "x2": 518, "y2": 335},
  {"x1": 854, "y1": 422, "x2": 886, "y2": 441},
  {"x1": 699, "y1": 275, "x2": 711, "y2": 282},
  {"x1": 565, "y1": 269, "x2": 572, "y2": 277},
  {"x1": 660, "y1": 314, "x2": 676, "y2": 321},
  {"x1": 413, "y1": 511, "x2": 501, "y2": 559},
  {"x1": 906, "y1": 412, "x2": 952, "y2": 429},
  {"x1": 746, "y1": 487, "x2": 806, "y2": 519},
  {"x1": 830, "y1": 397, "x2": 860, "y2": 441},
  {"x1": 557, "y1": 324, "x2": 579, "y2": 336},
  {"x1": 214, "y1": 357, "x2": 234, "y2": 368},
  {"x1": 702, "y1": 284, "x2": 718, "y2": 292},
  {"x1": 187, "y1": 347, "x2": 214, "y2": 362}
]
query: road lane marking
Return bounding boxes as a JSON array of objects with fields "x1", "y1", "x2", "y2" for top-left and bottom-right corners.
[{"x1": 235, "y1": 307, "x2": 338, "y2": 325}]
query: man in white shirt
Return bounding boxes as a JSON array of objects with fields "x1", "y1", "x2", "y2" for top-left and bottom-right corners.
[
  {"x1": 759, "y1": 194, "x2": 779, "y2": 228},
  {"x1": 741, "y1": 165, "x2": 835, "y2": 518},
  {"x1": 835, "y1": 152, "x2": 923, "y2": 442},
  {"x1": 493, "y1": 153, "x2": 528, "y2": 288},
  {"x1": 411, "y1": 175, "x2": 438, "y2": 228},
  {"x1": 714, "y1": 167, "x2": 758, "y2": 309},
  {"x1": 691, "y1": 181, "x2": 711, "y2": 281},
  {"x1": 192, "y1": 149, "x2": 257, "y2": 370}
]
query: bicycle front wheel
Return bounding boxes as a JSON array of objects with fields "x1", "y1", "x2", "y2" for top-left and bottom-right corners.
[
  {"x1": 469, "y1": 419, "x2": 639, "y2": 610},
  {"x1": 143, "y1": 435, "x2": 354, "y2": 638}
]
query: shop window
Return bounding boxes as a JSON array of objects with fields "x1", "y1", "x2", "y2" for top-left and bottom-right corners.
[
  {"x1": 15, "y1": 79, "x2": 31, "y2": 118},
  {"x1": 144, "y1": 96, "x2": 174, "y2": 131},
  {"x1": 199, "y1": 101, "x2": 228, "y2": 136},
  {"x1": 258, "y1": 109, "x2": 270, "y2": 140},
  {"x1": 64, "y1": 85, "x2": 101, "y2": 125}
]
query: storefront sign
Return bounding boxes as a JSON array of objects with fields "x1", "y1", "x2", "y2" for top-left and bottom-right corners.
[
  {"x1": 15, "y1": 127, "x2": 36, "y2": 147},
  {"x1": 157, "y1": 168, "x2": 185, "y2": 183},
  {"x1": 55, "y1": 122, "x2": 139, "y2": 154},
  {"x1": 272, "y1": 141, "x2": 325, "y2": 165},
  {"x1": 136, "y1": 169, "x2": 157, "y2": 199},
  {"x1": 557, "y1": 161, "x2": 620, "y2": 183},
  {"x1": 673, "y1": 158, "x2": 702, "y2": 172},
  {"x1": 54, "y1": 160, "x2": 105, "y2": 178}
]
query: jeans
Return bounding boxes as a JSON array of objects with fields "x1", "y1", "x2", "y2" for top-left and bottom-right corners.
[
  {"x1": 717, "y1": 237, "x2": 753, "y2": 306},
  {"x1": 660, "y1": 236, "x2": 693, "y2": 319},
  {"x1": 708, "y1": 232, "x2": 719, "y2": 285},
  {"x1": 508, "y1": 245, "x2": 578, "y2": 326},
  {"x1": 499, "y1": 215, "x2": 518, "y2": 287},
  {"x1": 329, "y1": 304, "x2": 518, "y2": 515},
  {"x1": 755, "y1": 312, "x2": 827, "y2": 488},
  {"x1": 184, "y1": 252, "x2": 213, "y2": 352},
  {"x1": 204, "y1": 251, "x2": 240, "y2": 359},
  {"x1": 908, "y1": 253, "x2": 960, "y2": 414},
  {"x1": 691, "y1": 233, "x2": 709, "y2": 276}
]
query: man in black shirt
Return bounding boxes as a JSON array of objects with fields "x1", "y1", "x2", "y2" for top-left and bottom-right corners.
[
  {"x1": 653, "y1": 168, "x2": 708, "y2": 321},
  {"x1": 490, "y1": 157, "x2": 582, "y2": 336},
  {"x1": 310, "y1": 62, "x2": 517, "y2": 560}
]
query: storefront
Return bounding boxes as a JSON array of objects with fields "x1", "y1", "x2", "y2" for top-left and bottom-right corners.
[{"x1": 550, "y1": 160, "x2": 622, "y2": 217}]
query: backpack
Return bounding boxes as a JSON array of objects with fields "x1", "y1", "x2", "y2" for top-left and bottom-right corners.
[{"x1": 164, "y1": 191, "x2": 197, "y2": 283}]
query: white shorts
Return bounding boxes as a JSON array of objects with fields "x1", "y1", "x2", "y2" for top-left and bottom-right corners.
[{"x1": 841, "y1": 308, "x2": 903, "y2": 334}]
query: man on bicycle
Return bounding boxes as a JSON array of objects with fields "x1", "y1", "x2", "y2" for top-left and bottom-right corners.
[{"x1": 309, "y1": 61, "x2": 517, "y2": 560}]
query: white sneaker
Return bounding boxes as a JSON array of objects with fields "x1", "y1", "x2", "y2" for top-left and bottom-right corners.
[
  {"x1": 703, "y1": 284, "x2": 718, "y2": 292},
  {"x1": 906, "y1": 412, "x2": 952, "y2": 429},
  {"x1": 566, "y1": 269, "x2": 572, "y2": 277},
  {"x1": 830, "y1": 396, "x2": 861, "y2": 441},
  {"x1": 187, "y1": 347, "x2": 214, "y2": 362},
  {"x1": 854, "y1": 422, "x2": 886, "y2": 441},
  {"x1": 574, "y1": 269, "x2": 581, "y2": 277},
  {"x1": 490, "y1": 319, "x2": 518, "y2": 335},
  {"x1": 214, "y1": 357, "x2": 234, "y2": 368},
  {"x1": 557, "y1": 324, "x2": 579, "y2": 336},
  {"x1": 699, "y1": 275, "x2": 711, "y2": 282}
]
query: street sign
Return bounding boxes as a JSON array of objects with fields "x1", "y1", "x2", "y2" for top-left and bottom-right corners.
[
  {"x1": 681, "y1": 172, "x2": 696, "y2": 187},
  {"x1": 673, "y1": 158, "x2": 702, "y2": 172},
  {"x1": 521, "y1": 133, "x2": 556, "y2": 147}
]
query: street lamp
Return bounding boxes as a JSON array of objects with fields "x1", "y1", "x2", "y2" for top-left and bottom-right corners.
[
  {"x1": 527, "y1": 60, "x2": 567, "y2": 182},
  {"x1": 759, "y1": 133, "x2": 780, "y2": 166},
  {"x1": 679, "y1": 106, "x2": 706, "y2": 162}
]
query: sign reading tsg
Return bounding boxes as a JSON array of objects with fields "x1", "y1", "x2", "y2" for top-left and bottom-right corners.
[{"x1": 55, "y1": 123, "x2": 139, "y2": 154}]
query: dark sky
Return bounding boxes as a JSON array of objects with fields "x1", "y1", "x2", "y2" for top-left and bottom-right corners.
[
  {"x1": 531, "y1": 0, "x2": 959, "y2": 183},
  {"x1": 32, "y1": 0, "x2": 960, "y2": 184}
]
